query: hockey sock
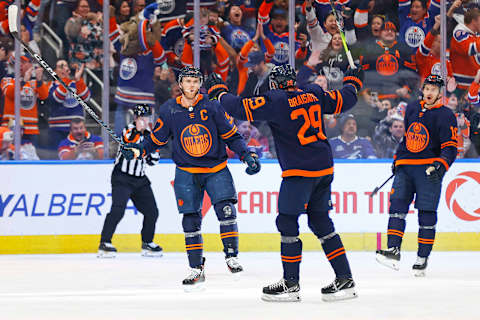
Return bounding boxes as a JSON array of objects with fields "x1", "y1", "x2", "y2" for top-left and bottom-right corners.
[
  {"x1": 387, "y1": 212, "x2": 407, "y2": 249},
  {"x1": 418, "y1": 211, "x2": 437, "y2": 258},
  {"x1": 182, "y1": 213, "x2": 203, "y2": 268},
  {"x1": 276, "y1": 213, "x2": 302, "y2": 282},
  {"x1": 321, "y1": 233, "x2": 352, "y2": 278},
  {"x1": 307, "y1": 211, "x2": 352, "y2": 278},
  {"x1": 281, "y1": 236, "x2": 303, "y2": 282},
  {"x1": 214, "y1": 201, "x2": 238, "y2": 258}
]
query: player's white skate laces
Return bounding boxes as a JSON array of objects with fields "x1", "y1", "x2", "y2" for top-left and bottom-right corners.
[
  {"x1": 376, "y1": 247, "x2": 401, "y2": 271},
  {"x1": 225, "y1": 256, "x2": 243, "y2": 276},
  {"x1": 182, "y1": 267, "x2": 205, "y2": 292},
  {"x1": 261, "y1": 279, "x2": 300, "y2": 302},
  {"x1": 321, "y1": 277, "x2": 358, "y2": 302},
  {"x1": 412, "y1": 256, "x2": 428, "y2": 277}
]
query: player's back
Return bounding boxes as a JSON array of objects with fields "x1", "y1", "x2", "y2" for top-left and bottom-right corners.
[{"x1": 264, "y1": 87, "x2": 340, "y2": 177}]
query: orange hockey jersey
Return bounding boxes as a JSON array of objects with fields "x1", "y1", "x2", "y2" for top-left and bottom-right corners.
[
  {"x1": 450, "y1": 23, "x2": 480, "y2": 89},
  {"x1": 1, "y1": 76, "x2": 49, "y2": 135}
]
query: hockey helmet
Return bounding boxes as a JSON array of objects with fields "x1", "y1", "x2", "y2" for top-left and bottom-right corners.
[
  {"x1": 178, "y1": 66, "x2": 203, "y2": 86},
  {"x1": 133, "y1": 104, "x2": 152, "y2": 117},
  {"x1": 269, "y1": 64, "x2": 296, "y2": 90},
  {"x1": 423, "y1": 74, "x2": 444, "y2": 89}
]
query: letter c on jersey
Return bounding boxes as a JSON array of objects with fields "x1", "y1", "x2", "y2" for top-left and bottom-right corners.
[{"x1": 180, "y1": 124, "x2": 213, "y2": 157}]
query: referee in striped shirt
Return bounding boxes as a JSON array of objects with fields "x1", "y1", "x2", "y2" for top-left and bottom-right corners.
[{"x1": 98, "y1": 104, "x2": 163, "y2": 258}]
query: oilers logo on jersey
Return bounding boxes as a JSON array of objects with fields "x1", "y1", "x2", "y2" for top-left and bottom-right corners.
[
  {"x1": 156, "y1": 0, "x2": 175, "y2": 14},
  {"x1": 231, "y1": 29, "x2": 251, "y2": 50},
  {"x1": 430, "y1": 63, "x2": 441, "y2": 76},
  {"x1": 120, "y1": 58, "x2": 138, "y2": 80},
  {"x1": 406, "y1": 122, "x2": 430, "y2": 153},
  {"x1": 64, "y1": 87, "x2": 80, "y2": 109},
  {"x1": 20, "y1": 85, "x2": 35, "y2": 110},
  {"x1": 376, "y1": 53, "x2": 399, "y2": 76},
  {"x1": 405, "y1": 26, "x2": 425, "y2": 48},
  {"x1": 174, "y1": 38, "x2": 185, "y2": 57},
  {"x1": 274, "y1": 42, "x2": 289, "y2": 64},
  {"x1": 180, "y1": 124, "x2": 213, "y2": 157}
]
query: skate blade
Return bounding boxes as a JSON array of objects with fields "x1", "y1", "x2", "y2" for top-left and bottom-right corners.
[
  {"x1": 322, "y1": 288, "x2": 358, "y2": 302},
  {"x1": 183, "y1": 282, "x2": 205, "y2": 293},
  {"x1": 375, "y1": 253, "x2": 400, "y2": 271},
  {"x1": 261, "y1": 292, "x2": 301, "y2": 302},
  {"x1": 228, "y1": 268, "x2": 243, "y2": 281},
  {"x1": 97, "y1": 250, "x2": 116, "y2": 258},
  {"x1": 412, "y1": 269, "x2": 426, "y2": 277},
  {"x1": 141, "y1": 250, "x2": 163, "y2": 258}
]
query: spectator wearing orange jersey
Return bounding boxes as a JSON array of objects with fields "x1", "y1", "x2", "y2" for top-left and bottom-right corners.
[
  {"x1": 58, "y1": 118, "x2": 104, "y2": 160},
  {"x1": 450, "y1": 7, "x2": 480, "y2": 90},
  {"x1": 1, "y1": 54, "x2": 48, "y2": 145},
  {"x1": 416, "y1": 16, "x2": 453, "y2": 84}
]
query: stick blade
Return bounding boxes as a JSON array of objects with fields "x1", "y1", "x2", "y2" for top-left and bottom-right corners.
[{"x1": 8, "y1": 5, "x2": 19, "y2": 34}]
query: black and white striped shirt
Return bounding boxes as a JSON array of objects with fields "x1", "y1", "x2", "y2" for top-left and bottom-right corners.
[{"x1": 114, "y1": 124, "x2": 154, "y2": 177}]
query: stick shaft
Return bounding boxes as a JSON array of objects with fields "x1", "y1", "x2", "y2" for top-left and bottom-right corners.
[{"x1": 328, "y1": 0, "x2": 355, "y2": 68}]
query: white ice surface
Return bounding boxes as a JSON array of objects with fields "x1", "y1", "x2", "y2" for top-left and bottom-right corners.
[{"x1": 0, "y1": 252, "x2": 478, "y2": 320}]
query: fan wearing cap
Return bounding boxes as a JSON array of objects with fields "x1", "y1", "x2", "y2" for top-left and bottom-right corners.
[
  {"x1": 330, "y1": 114, "x2": 377, "y2": 159},
  {"x1": 376, "y1": 74, "x2": 458, "y2": 277},
  {"x1": 358, "y1": 20, "x2": 416, "y2": 102},
  {"x1": 235, "y1": 21, "x2": 275, "y2": 96},
  {"x1": 1, "y1": 53, "x2": 48, "y2": 144},
  {"x1": 97, "y1": 103, "x2": 163, "y2": 259},
  {"x1": 257, "y1": 0, "x2": 308, "y2": 66},
  {"x1": 398, "y1": 0, "x2": 440, "y2": 53}
]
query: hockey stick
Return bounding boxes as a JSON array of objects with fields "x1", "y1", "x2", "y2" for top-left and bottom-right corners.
[
  {"x1": 8, "y1": 5, "x2": 139, "y2": 158},
  {"x1": 370, "y1": 174, "x2": 394, "y2": 197},
  {"x1": 328, "y1": 0, "x2": 355, "y2": 69}
]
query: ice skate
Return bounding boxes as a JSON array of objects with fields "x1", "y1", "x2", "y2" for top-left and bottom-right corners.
[
  {"x1": 141, "y1": 242, "x2": 163, "y2": 257},
  {"x1": 97, "y1": 242, "x2": 117, "y2": 258},
  {"x1": 226, "y1": 256, "x2": 243, "y2": 278},
  {"x1": 412, "y1": 256, "x2": 428, "y2": 277},
  {"x1": 261, "y1": 279, "x2": 300, "y2": 302},
  {"x1": 183, "y1": 258, "x2": 205, "y2": 292},
  {"x1": 321, "y1": 277, "x2": 358, "y2": 302},
  {"x1": 376, "y1": 247, "x2": 401, "y2": 270}
]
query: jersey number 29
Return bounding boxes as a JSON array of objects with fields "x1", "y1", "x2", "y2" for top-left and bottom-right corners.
[{"x1": 290, "y1": 104, "x2": 327, "y2": 145}]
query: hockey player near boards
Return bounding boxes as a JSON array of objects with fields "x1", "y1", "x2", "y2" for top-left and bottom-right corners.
[
  {"x1": 98, "y1": 104, "x2": 163, "y2": 258},
  {"x1": 205, "y1": 64, "x2": 364, "y2": 302},
  {"x1": 376, "y1": 74, "x2": 458, "y2": 277},
  {"x1": 122, "y1": 66, "x2": 261, "y2": 291}
]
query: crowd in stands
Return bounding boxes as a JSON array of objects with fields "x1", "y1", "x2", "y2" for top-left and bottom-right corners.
[{"x1": 0, "y1": 0, "x2": 480, "y2": 160}]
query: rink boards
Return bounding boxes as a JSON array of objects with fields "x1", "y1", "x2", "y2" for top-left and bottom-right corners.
[{"x1": 1, "y1": 160, "x2": 479, "y2": 254}]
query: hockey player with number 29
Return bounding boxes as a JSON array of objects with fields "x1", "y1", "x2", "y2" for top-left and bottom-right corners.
[
  {"x1": 122, "y1": 66, "x2": 261, "y2": 292},
  {"x1": 376, "y1": 74, "x2": 457, "y2": 277},
  {"x1": 206, "y1": 63, "x2": 364, "y2": 302}
]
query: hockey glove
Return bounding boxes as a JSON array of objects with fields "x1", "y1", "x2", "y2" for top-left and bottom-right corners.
[
  {"x1": 426, "y1": 161, "x2": 446, "y2": 184},
  {"x1": 145, "y1": 151, "x2": 160, "y2": 166},
  {"x1": 121, "y1": 143, "x2": 144, "y2": 160},
  {"x1": 205, "y1": 73, "x2": 229, "y2": 101},
  {"x1": 241, "y1": 152, "x2": 261, "y2": 175},
  {"x1": 343, "y1": 64, "x2": 364, "y2": 92}
]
